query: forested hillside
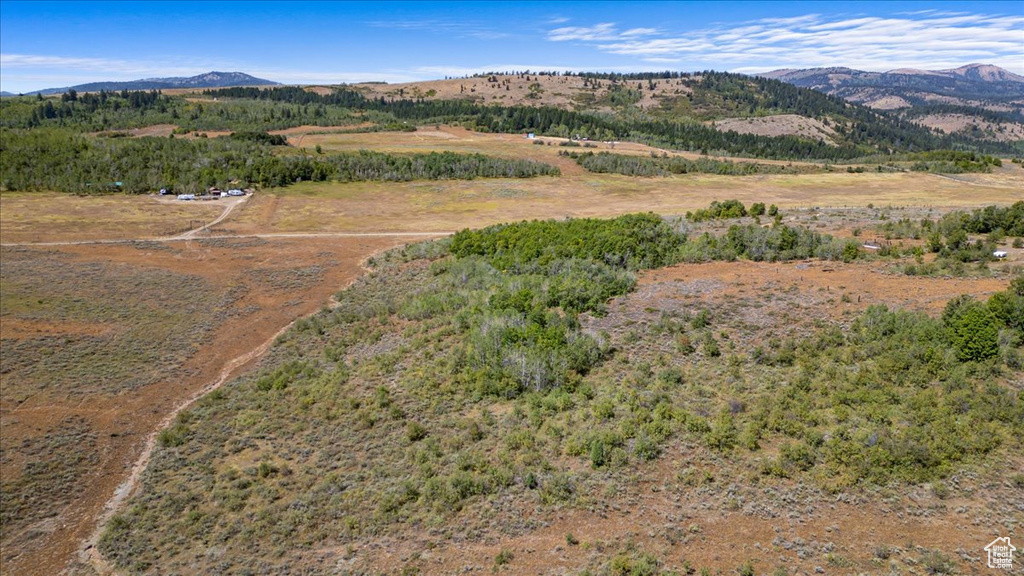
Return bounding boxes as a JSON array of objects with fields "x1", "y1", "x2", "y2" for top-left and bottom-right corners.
[{"x1": 3, "y1": 69, "x2": 1021, "y2": 196}]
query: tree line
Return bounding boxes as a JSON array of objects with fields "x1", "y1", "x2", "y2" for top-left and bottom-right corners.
[
  {"x1": 0, "y1": 129, "x2": 558, "y2": 193},
  {"x1": 561, "y1": 150, "x2": 819, "y2": 176}
]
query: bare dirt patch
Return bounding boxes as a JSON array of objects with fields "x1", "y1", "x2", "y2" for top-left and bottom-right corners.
[
  {"x1": 709, "y1": 114, "x2": 838, "y2": 144},
  {"x1": 641, "y1": 258, "x2": 1010, "y2": 318}
]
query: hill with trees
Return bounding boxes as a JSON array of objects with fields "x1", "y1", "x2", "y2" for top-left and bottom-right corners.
[
  {"x1": 25, "y1": 71, "x2": 278, "y2": 96},
  {"x1": 761, "y1": 64, "x2": 1024, "y2": 144}
]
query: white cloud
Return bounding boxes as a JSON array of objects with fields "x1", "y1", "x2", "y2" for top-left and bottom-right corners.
[
  {"x1": 547, "y1": 23, "x2": 659, "y2": 42},
  {"x1": 547, "y1": 23, "x2": 621, "y2": 41},
  {"x1": 366, "y1": 18, "x2": 513, "y2": 40},
  {"x1": 621, "y1": 27, "x2": 659, "y2": 37},
  {"x1": 544, "y1": 11, "x2": 1024, "y2": 74}
]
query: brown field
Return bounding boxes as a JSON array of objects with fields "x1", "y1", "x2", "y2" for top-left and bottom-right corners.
[
  {"x1": 0, "y1": 236, "x2": 416, "y2": 576},
  {"x1": 0, "y1": 192, "x2": 223, "y2": 243},
  {"x1": 2, "y1": 123, "x2": 1023, "y2": 575}
]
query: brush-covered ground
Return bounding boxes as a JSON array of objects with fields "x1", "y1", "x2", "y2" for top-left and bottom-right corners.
[
  {"x1": 0, "y1": 236, "x2": 410, "y2": 576},
  {"x1": 96, "y1": 213, "x2": 1024, "y2": 575}
]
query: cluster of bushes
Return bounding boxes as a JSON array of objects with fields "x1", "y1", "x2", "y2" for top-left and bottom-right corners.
[
  {"x1": 874, "y1": 203, "x2": 1024, "y2": 275},
  {"x1": 759, "y1": 280, "x2": 1024, "y2": 485},
  {"x1": 680, "y1": 223, "x2": 860, "y2": 262},
  {"x1": 908, "y1": 150, "x2": 1002, "y2": 173},
  {"x1": 227, "y1": 130, "x2": 288, "y2": 145},
  {"x1": 438, "y1": 214, "x2": 686, "y2": 397},
  {"x1": 451, "y1": 213, "x2": 685, "y2": 271},
  {"x1": 562, "y1": 150, "x2": 817, "y2": 177},
  {"x1": 292, "y1": 150, "x2": 561, "y2": 183},
  {"x1": 686, "y1": 199, "x2": 778, "y2": 222},
  {"x1": 0, "y1": 128, "x2": 269, "y2": 194},
  {"x1": 950, "y1": 202, "x2": 1024, "y2": 236}
]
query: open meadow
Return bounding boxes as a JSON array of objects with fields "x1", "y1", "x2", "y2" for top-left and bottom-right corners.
[{"x1": 1, "y1": 124, "x2": 1022, "y2": 575}]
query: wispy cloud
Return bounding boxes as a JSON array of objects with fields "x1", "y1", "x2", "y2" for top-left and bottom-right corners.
[
  {"x1": 367, "y1": 18, "x2": 514, "y2": 41},
  {"x1": 547, "y1": 22, "x2": 658, "y2": 42},
  {"x1": 545, "y1": 12, "x2": 1024, "y2": 74},
  {"x1": 547, "y1": 23, "x2": 621, "y2": 41},
  {"x1": 1, "y1": 53, "x2": 240, "y2": 77}
]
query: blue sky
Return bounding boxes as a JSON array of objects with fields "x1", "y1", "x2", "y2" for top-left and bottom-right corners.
[{"x1": 1, "y1": 1, "x2": 1022, "y2": 93}]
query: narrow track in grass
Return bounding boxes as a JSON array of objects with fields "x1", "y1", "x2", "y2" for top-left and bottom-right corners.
[{"x1": 77, "y1": 260, "x2": 377, "y2": 575}]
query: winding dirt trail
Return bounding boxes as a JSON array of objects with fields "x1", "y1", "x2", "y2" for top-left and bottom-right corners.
[
  {"x1": 79, "y1": 308, "x2": 301, "y2": 574},
  {"x1": 76, "y1": 257, "x2": 381, "y2": 576},
  {"x1": 1, "y1": 192, "x2": 449, "y2": 575}
]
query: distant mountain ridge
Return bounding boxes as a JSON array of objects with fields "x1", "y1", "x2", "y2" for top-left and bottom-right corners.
[
  {"x1": 27, "y1": 71, "x2": 278, "y2": 95},
  {"x1": 760, "y1": 63, "x2": 1024, "y2": 108},
  {"x1": 759, "y1": 64, "x2": 1024, "y2": 144}
]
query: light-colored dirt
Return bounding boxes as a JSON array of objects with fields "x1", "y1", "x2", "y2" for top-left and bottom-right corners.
[
  {"x1": 170, "y1": 194, "x2": 250, "y2": 239},
  {"x1": 709, "y1": 114, "x2": 838, "y2": 145},
  {"x1": 641, "y1": 258, "x2": 1011, "y2": 317}
]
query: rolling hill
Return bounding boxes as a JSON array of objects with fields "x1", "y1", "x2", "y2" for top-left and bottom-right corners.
[
  {"x1": 347, "y1": 70, "x2": 1020, "y2": 153},
  {"x1": 28, "y1": 71, "x2": 278, "y2": 95}
]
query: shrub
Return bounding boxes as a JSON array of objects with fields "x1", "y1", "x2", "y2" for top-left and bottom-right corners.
[
  {"x1": 590, "y1": 439, "x2": 607, "y2": 468},
  {"x1": 494, "y1": 550, "x2": 514, "y2": 566},
  {"x1": 946, "y1": 300, "x2": 1001, "y2": 361},
  {"x1": 407, "y1": 421, "x2": 428, "y2": 442}
]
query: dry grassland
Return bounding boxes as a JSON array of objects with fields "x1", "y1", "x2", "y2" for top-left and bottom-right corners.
[
  {"x1": 0, "y1": 236, "x2": 412, "y2": 576},
  {"x1": 0, "y1": 192, "x2": 223, "y2": 243}
]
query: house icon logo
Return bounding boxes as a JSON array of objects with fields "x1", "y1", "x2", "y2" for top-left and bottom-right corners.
[{"x1": 985, "y1": 537, "x2": 1015, "y2": 569}]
